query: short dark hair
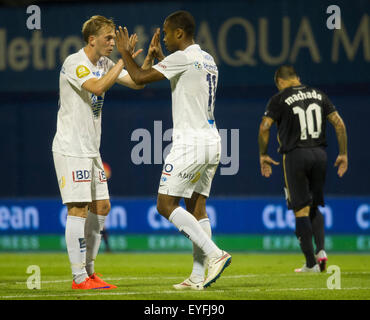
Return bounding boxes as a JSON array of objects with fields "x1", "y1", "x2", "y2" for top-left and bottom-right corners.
[
  {"x1": 165, "y1": 10, "x2": 196, "y2": 37},
  {"x1": 274, "y1": 65, "x2": 298, "y2": 84}
]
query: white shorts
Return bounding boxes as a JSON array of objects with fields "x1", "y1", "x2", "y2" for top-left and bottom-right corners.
[
  {"x1": 158, "y1": 142, "x2": 221, "y2": 198},
  {"x1": 53, "y1": 152, "x2": 109, "y2": 204}
]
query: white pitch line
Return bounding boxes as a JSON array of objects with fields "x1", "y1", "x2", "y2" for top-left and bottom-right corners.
[
  {"x1": 8, "y1": 274, "x2": 257, "y2": 286},
  {"x1": 1, "y1": 287, "x2": 370, "y2": 300},
  {"x1": 6, "y1": 271, "x2": 370, "y2": 286}
]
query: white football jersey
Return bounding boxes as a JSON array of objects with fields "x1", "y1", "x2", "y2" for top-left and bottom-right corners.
[
  {"x1": 153, "y1": 44, "x2": 221, "y2": 146},
  {"x1": 52, "y1": 48, "x2": 128, "y2": 157}
]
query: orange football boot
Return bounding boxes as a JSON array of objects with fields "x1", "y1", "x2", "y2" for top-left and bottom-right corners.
[
  {"x1": 72, "y1": 276, "x2": 113, "y2": 290},
  {"x1": 89, "y1": 273, "x2": 117, "y2": 289}
]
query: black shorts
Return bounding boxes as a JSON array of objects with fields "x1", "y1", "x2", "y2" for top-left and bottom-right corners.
[{"x1": 282, "y1": 147, "x2": 327, "y2": 211}]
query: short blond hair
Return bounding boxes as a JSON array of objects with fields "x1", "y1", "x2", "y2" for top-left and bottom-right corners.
[{"x1": 82, "y1": 15, "x2": 115, "y2": 44}]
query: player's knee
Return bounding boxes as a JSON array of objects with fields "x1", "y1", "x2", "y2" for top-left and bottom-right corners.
[
  {"x1": 156, "y1": 201, "x2": 168, "y2": 217},
  {"x1": 99, "y1": 201, "x2": 111, "y2": 216},
  {"x1": 157, "y1": 201, "x2": 177, "y2": 219},
  {"x1": 104, "y1": 201, "x2": 111, "y2": 215},
  {"x1": 67, "y1": 203, "x2": 88, "y2": 218},
  {"x1": 90, "y1": 200, "x2": 111, "y2": 216}
]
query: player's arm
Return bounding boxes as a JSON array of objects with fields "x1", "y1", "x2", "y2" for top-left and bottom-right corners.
[
  {"x1": 258, "y1": 116, "x2": 279, "y2": 178},
  {"x1": 115, "y1": 33, "x2": 152, "y2": 90},
  {"x1": 116, "y1": 47, "x2": 157, "y2": 89},
  {"x1": 116, "y1": 26, "x2": 165, "y2": 85},
  {"x1": 82, "y1": 59, "x2": 125, "y2": 96},
  {"x1": 327, "y1": 111, "x2": 348, "y2": 177}
]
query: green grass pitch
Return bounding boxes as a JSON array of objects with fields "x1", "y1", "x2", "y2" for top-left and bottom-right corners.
[{"x1": 0, "y1": 252, "x2": 369, "y2": 300}]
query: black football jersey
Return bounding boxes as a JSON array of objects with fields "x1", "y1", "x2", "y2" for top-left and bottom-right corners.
[{"x1": 264, "y1": 85, "x2": 336, "y2": 154}]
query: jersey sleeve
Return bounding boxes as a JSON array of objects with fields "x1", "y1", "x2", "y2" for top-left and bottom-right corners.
[
  {"x1": 152, "y1": 51, "x2": 189, "y2": 80},
  {"x1": 63, "y1": 59, "x2": 96, "y2": 90},
  {"x1": 264, "y1": 96, "x2": 282, "y2": 122},
  {"x1": 322, "y1": 93, "x2": 337, "y2": 117}
]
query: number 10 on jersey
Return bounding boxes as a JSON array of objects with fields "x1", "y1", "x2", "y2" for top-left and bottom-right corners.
[{"x1": 293, "y1": 103, "x2": 322, "y2": 140}]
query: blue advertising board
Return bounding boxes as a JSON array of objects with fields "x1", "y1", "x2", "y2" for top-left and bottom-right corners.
[{"x1": 0, "y1": 197, "x2": 369, "y2": 235}]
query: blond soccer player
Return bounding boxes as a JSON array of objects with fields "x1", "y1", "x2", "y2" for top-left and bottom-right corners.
[{"x1": 52, "y1": 15, "x2": 153, "y2": 289}]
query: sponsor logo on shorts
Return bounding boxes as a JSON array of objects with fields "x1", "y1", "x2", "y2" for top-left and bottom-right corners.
[
  {"x1": 162, "y1": 163, "x2": 173, "y2": 176},
  {"x1": 60, "y1": 176, "x2": 66, "y2": 189},
  {"x1": 72, "y1": 170, "x2": 91, "y2": 182},
  {"x1": 191, "y1": 172, "x2": 201, "y2": 184},
  {"x1": 99, "y1": 170, "x2": 107, "y2": 183},
  {"x1": 178, "y1": 171, "x2": 200, "y2": 183}
]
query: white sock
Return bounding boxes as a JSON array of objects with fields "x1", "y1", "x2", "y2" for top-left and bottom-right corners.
[
  {"x1": 190, "y1": 218, "x2": 212, "y2": 282},
  {"x1": 65, "y1": 215, "x2": 88, "y2": 284},
  {"x1": 169, "y1": 207, "x2": 221, "y2": 258},
  {"x1": 85, "y1": 211, "x2": 106, "y2": 276}
]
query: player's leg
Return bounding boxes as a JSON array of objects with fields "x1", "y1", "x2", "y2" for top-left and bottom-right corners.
[
  {"x1": 66, "y1": 202, "x2": 90, "y2": 285},
  {"x1": 157, "y1": 143, "x2": 230, "y2": 288},
  {"x1": 53, "y1": 153, "x2": 114, "y2": 289},
  {"x1": 53, "y1": 152, "x2": 90, "y2": 285},
  {"x1": 83, "y1": 157, "x2": 116, "y2": 288},
  {"x1": 283, "y1": 149, "x2": 318, "y2": 272},
  {"x1": 309, "y1": 147, "x2": 328, "y2": 270},
  {"x1": 85, "y1": 199, "x2": 110, "y2": 276},
  {"x1": 294, "y1": 206, "x2": 319, "y2": 272},
  {"x1": 157, "y1": 193, "x2": 216, "y2": 255},
  {"x1": 157, "y1": 193, "x2": 215, "y2": 254},
  {"x1": 309, "y1": 206, "x2": 325, "y2": 254},
  {"x1": 181, "y1": 153, "x2": 218, "y2": 286},
  {"x1": 172, "y1": 192, "x2": 211, "y2": 289},
  {"x1": 157, "y1": 193, "x2": 230, "y2": 288}
]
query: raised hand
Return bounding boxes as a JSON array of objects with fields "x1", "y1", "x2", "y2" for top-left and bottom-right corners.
[
  {"x1": 116, "y1": 26, "x2": 143, "y2": 59},
  {"x1": 148, "y1": 28, "x2": 165, "y2": 61},
  {"x1": 129, "y1": 33, "x2": 143, "y2": 59}
]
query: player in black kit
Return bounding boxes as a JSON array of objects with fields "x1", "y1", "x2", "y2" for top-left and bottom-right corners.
[{"x1": 258, "y1": 65, "x2": 348, "y2": 272}]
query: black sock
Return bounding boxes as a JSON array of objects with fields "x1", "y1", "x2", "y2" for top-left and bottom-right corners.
[
  {"x1": 309, "y1": 207, "x2": 325, "y2": 254},
  {"x1": 295, "y1": 216, "x2": 316, "y2": 268}
]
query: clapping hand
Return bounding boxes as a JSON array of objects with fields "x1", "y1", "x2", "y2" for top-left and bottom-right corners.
[
  {"x1": 116, "y1": 26, "x2": 143, "y2": 59},
  {"x1": 147, "y1": 28, "x2": 165, "y2": 61}
]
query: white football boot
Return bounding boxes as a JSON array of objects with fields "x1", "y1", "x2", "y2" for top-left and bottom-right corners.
[
  {"x1": 173, "y1": 278, "x2": 204, "y2": 290},
  {"x1": 294, "y1": 264, "x2": 321, "y2": 273},
  {"x1": 315, "y1": 250, "x2": 328, "y2": 272},
  {"x1": 203, "y1": 251, "x2": 232, "y2": 288}
]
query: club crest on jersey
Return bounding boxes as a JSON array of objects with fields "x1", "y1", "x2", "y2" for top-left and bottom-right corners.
[
  {"x1": 72, "y1": 170, "x2": 92, "y2": 182},
  {"x1": 76, "y1": 65, "x2": 90, "y2": 78}
]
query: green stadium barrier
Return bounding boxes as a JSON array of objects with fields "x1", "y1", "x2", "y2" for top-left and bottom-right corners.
[{"x1": 1, "y1": 235, "x2": 369, "y2": 252}]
